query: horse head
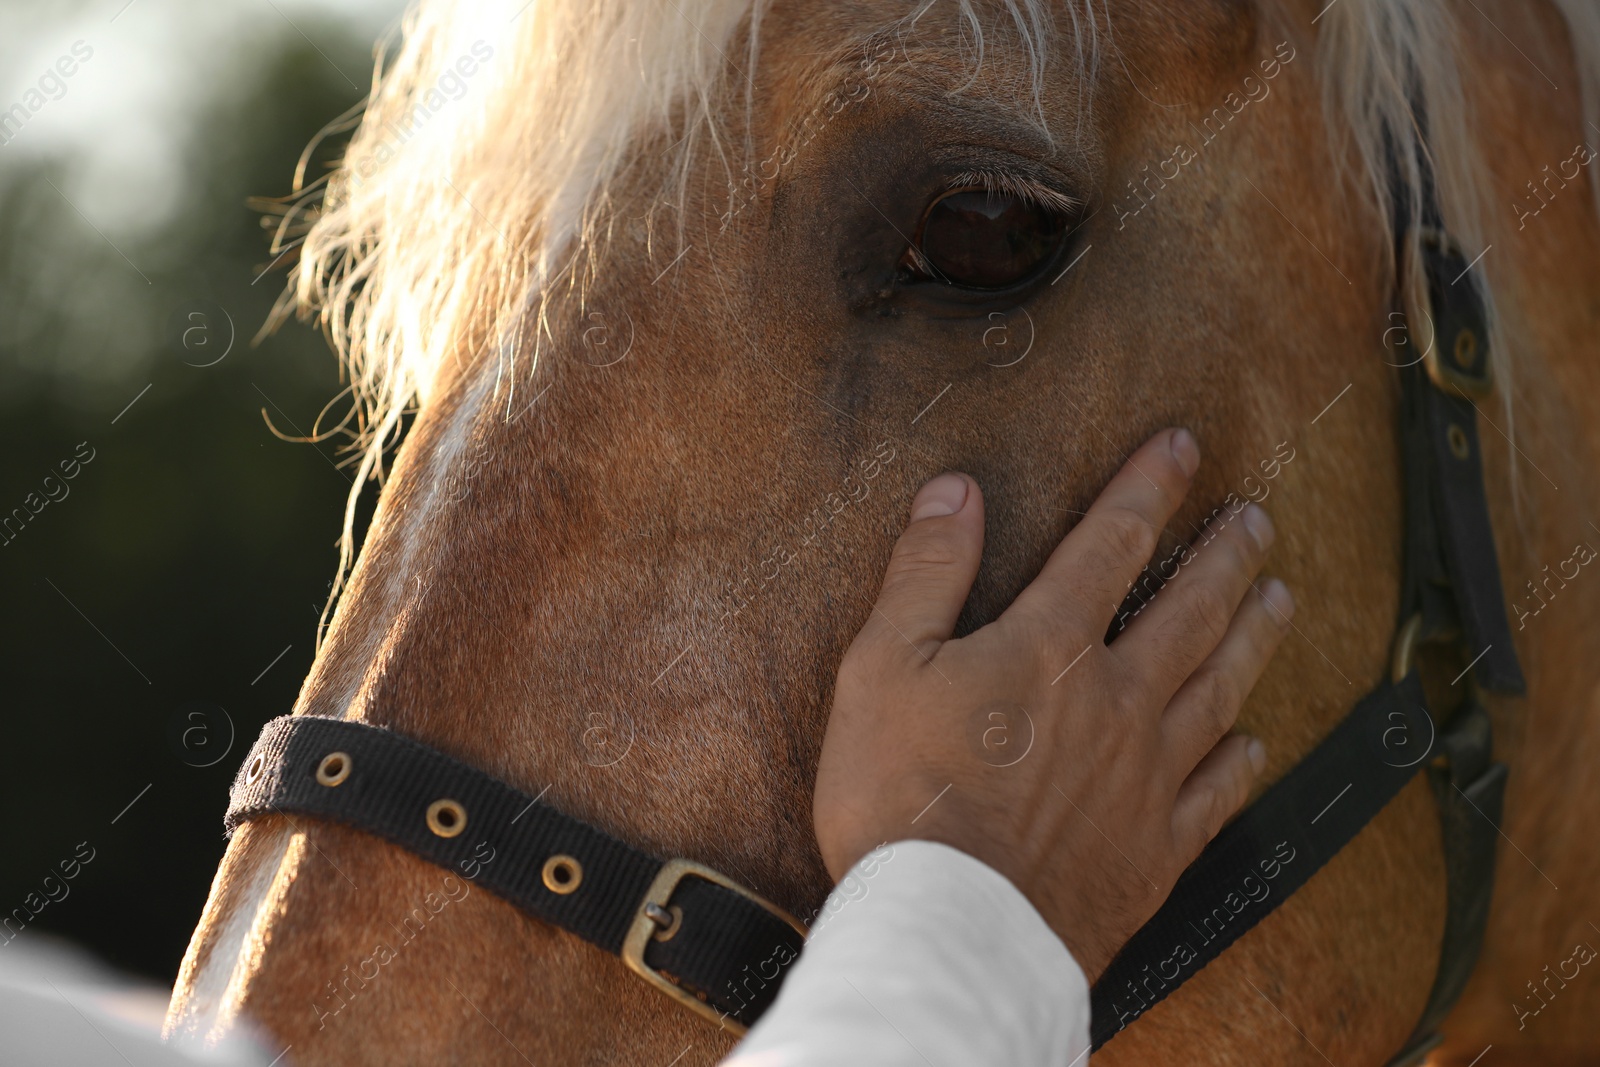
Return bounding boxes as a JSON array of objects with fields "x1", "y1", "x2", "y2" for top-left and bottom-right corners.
[{"x1": 167, "y1": 1, "x2": 1600, "y2": 1063}]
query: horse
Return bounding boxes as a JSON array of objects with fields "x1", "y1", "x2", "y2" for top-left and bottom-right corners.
[{"x1": 164, "y1": 0, "x2": 1600, "y2": 1063}]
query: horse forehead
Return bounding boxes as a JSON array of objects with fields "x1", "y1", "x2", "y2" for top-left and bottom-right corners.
[{"x1": 752, "y1": 0, "x2": 1259, "y2": 124}]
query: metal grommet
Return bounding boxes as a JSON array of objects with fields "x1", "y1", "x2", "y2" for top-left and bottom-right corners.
[
  {"x1": 315, "y1": 752, "x2": 352, "y2": 787},
  {"x1": 644, "y1": 902, "x2": 683, "y2": 942},
  {"x1": 426, "y1": 798, "x2": 467, "y2": 838},
  {"x1": 1453, "y1": 328, "x2": 1478, "y2": 369},
  {"x1": 245, "y1": 753, "x2": 265, "y2": 785},
  {"x1": 542, "y1": 854, "x2": 583, "y2": 895},
  {"x1": 1447, "y1": 423, "x2": 1471, "y2": 461}
]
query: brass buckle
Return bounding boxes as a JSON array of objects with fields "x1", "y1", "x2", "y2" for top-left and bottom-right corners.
[
  {"x1": 1390, "y1": 611, "x2": 1425, "y2": 684},
  {"x1": 1400, "y1": 228, "x2": 1494, "y2": 400},
  {"x1": 621, "y1": 858, "x2": 807, "y2": 1036},
  {"x1": 1391, "y1": 611, "x2": 1469, "y2": 684}
]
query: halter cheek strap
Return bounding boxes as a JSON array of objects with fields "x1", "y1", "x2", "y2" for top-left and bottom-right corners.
[{"x1": 226, "y1": 715, "x2": 806, "y2": 1035}]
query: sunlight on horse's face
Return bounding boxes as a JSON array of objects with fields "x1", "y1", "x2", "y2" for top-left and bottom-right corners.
[{"x1": 172, "y1": 3, "x2": 1413, "y2": 1063}]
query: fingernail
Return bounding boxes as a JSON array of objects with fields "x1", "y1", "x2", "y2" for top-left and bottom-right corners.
[
  {"x1": 1242, "y1": 504, "x2": 1275, "y2": 550},
  {"x1": 1247, "y1": 738, "x2": 1268, "y2": 774},
  {"x1": 1262, "y1": 577, "x2": 1294, "y2": 625},
  {"x1": 1170, "y1": 429, "x2": 1200, "y2": 478},
  {"x1": 910, "y1": 473, "x2": 969, "y2": 522}
]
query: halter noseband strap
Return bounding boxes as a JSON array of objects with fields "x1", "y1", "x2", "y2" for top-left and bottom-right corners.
[{"x1": 226, "y1": 715, "x2": 805, "y2": 1035}]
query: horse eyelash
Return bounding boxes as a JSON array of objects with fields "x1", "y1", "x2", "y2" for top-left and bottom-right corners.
[
  {"x1": 948, "y1": 169, "x2": 1082, "y2": 215},
  {"x1": 903, "y1": 169, "x2": 1079, "y2": 276}
]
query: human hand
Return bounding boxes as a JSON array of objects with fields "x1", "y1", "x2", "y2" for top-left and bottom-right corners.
[{"x1": 812, "y1": 429, "x2": 1292, "y2": 980}]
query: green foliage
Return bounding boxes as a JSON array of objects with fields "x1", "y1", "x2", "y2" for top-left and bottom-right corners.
[{"x1": 0, "y1": 23, "x2": 381, "y2": 982}]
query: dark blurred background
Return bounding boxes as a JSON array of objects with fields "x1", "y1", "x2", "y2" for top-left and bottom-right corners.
[{"x1": 1, "y1": 0, "x2": 402, "y2": 989}]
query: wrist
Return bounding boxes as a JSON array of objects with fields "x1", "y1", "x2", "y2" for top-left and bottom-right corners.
[{"x1": 891, "y1": 815, "x2": 1123, "y2": 981}]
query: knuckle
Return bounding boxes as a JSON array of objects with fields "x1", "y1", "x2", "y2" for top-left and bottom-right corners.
[
  {"x1": 1195, "y1": 667, "x2": 1241, "y2": 726},
  {"x1": 986, "y1": 614, "x2": 1052, "y2": 680},
  {"x1": 1206, "y1": 783, "x2": 1235, "y2": 834},
  {"x1": 1021, "y1": 623, "x2": 1063, "y2": 677},
  {"x1": 1110, "y1": 680, "x2": 1148, "y2": 721},
  {"x1": 1099, "y1": 506, "x2": 1158, "y2": 568},
  {"x1": 1184, "y1": 585, "x2": 1233, "y2": 642},
  {"x1": 889, "y1": 530, "x2": 962, "y2": 576}
]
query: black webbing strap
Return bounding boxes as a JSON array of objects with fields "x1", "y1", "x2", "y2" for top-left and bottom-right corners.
[
  {"x1": 1087, "y1": 673, "x2": 1433, "y2": 1045},
  {"x1": 226, "y1": 715, "x2": 805, "y2": 1031},
  {"x1": 1388, "y1": 699, "x2": 1508, "y2": 1066},
  {"x1": 1394, "y1": 180, "x2": 1525, "y2": 695},
  {"x1": 1382, "y1": 101, "x2": 1523, "y2": 1065}
]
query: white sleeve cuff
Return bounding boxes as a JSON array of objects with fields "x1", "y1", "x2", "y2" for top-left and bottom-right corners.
[{"x1": 723, "y1": 839, "x2": 1090, "y2": 1067}]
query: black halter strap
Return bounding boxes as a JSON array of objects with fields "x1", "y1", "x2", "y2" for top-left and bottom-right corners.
[
  {"x1": 225, "y1": 91, "x2": 1522, "y2": 1062},
  {"x1": 226, "y1": 715, "x2": 805, "y2": 1035}
]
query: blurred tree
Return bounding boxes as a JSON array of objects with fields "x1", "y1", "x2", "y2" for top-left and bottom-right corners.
[{"x1": 0, "y1": 20, "x2": 384, "y2": 983}]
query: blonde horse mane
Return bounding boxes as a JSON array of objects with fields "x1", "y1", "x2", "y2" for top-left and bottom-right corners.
[{"x1": 266, "y1": 0, "x2": 1600, "y2": 640}]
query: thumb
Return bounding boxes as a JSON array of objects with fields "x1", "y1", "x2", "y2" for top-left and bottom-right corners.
[{"x1": 865, "y1": 473, "x2": 985, "y2": 658}]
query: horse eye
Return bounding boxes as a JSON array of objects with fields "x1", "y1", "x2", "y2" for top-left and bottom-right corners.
[{"x1": 905, "y1": 189, "x2": 1070, "y2": 289}]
